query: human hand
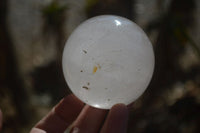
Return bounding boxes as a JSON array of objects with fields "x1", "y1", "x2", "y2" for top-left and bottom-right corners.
[{"x1": 30, "y1": 94, "x2": 129, "y2": 133}]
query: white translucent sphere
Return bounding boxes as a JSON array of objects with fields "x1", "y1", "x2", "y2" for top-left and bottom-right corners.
[{"x1": 62, "y1": 15, "x2": 154, "y2": 109}]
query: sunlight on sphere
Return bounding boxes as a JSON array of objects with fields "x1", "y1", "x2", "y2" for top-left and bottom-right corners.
[{"x1": 62, "y1": 15, "x2": 155, "y2": 109}]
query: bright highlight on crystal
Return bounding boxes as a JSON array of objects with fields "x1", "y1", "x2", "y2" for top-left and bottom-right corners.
[{"x1": 62, "y1": 15, "x2": 155, "y2": 109}]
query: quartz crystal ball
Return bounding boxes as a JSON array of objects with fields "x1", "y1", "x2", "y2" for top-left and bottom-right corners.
[{"x1": 62, "y1": 15, "x2": 154, "y2": 109}]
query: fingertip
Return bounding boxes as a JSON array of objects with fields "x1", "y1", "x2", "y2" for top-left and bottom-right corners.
[
  {"x1": 30, "y1": 128, "x2": 46, "y2": 133},
  {"x1": 60, "y1": 94, "x2": 84, "y2": 107},
  {"x1": 63, "y1": 94, "x2": 82, "y2": 102},
  {"x1": 111, "y1": 103, "x2": 128, "y2": 110},
  {"x1": 54, "y1": 94, "x2": 85, "y2": 122},
  {"x1": 101, "y1": 104, "x2": 129, "y2": 133},
  {"x1": 127, "y1": 102, "x2": 135, "y2": 110},
  {"x1": 71, "y1": 105, "x2": 107, "y2": 133},
  {"x1": 111, "y1": 103, "x2": 129, "y2": 116}
]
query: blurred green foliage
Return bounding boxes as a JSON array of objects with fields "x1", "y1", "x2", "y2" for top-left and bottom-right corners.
[
  {"x1": 42, "y1": 1, "x2": 68, "y2": 30},
  {"x1": 85, "y1": 0, "x2": 99, "y2": 14}
]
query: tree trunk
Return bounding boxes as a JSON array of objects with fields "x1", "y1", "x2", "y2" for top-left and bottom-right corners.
[{"x1": 0, "y1": 0, "x2": 32, "y2": 131}]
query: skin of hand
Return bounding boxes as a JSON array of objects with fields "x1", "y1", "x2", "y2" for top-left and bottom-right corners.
[{"x1": 30, "y1": 94, "x2": 129, "y2": 133}]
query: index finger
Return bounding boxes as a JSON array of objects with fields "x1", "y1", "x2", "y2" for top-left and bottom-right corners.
[{"x1": 30, "y1": 94, "x2": 84, "y2": 133}]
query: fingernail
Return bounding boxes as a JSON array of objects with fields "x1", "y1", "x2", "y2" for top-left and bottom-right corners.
[
  {"x1": 30, "y1": 128, "x2": 46, "y2": 133},
  {"x1": 70, "y1": 127, "x2": 79, "y2": 133}
]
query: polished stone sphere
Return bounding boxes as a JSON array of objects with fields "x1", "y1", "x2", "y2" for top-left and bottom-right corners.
[{"x1": 62, "y1": 15, "x2": 154, "y2": 109}]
